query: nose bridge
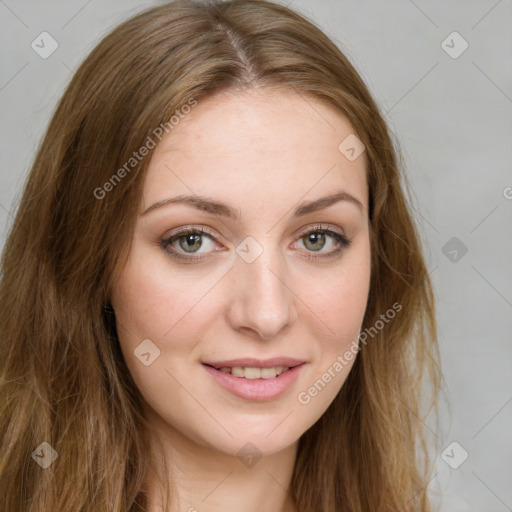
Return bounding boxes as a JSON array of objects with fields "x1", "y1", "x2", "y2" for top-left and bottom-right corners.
[{"x1": 228, "y1": 235, "x2": 296, "y2": 339}]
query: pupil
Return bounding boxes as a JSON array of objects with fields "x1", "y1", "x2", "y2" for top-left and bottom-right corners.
[
  {"x1": 305, "y1": 233, "x2": 324, "y2": 251},
  {"x1": 180, "y1": 234, "x2": 201, "y2": 252}
]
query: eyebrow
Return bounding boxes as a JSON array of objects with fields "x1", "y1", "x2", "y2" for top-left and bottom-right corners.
[{"x1": 141, "y1": 191, "x2": 364, "y2": 219}]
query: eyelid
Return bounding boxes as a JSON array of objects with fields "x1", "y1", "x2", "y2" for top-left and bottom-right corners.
[{"x1": 297, "y1": 223, "x2": 349, "y2": 240}]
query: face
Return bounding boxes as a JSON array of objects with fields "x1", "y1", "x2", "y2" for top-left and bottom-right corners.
[{"x1": 110, "y1": 86, "x2": 371, "y2": 458}]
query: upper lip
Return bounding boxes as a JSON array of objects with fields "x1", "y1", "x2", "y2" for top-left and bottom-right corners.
[{"x1": 202, "y1": 357, "x2": 306, "y2": 369}]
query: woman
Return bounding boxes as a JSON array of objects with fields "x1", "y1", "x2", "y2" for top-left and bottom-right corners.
[{"x1": 0, "y1": 1, "x2": 442, "y2": 510}]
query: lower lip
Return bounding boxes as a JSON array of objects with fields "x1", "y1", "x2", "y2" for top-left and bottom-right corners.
[{"x1": 202, "y1": 363, "x2": 305, "y2": 402}]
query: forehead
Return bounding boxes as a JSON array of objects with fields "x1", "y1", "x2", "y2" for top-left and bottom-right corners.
[{"x1": 141, "y1": 86, "x2": 368, "y2": 215}]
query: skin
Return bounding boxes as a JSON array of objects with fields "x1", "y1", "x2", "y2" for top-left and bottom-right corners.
[{"x1": 110, "y1": 86, "x2": 371, "y2": 512}]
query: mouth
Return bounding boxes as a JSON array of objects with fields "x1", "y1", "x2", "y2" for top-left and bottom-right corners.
[{"x1": 201, "y1": 359, "x2": 306, "y2": 401}]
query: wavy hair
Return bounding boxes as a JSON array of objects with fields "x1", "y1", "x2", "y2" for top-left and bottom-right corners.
[{"x1": 0, "y1": 1, "x2": 443, "y2": 510}]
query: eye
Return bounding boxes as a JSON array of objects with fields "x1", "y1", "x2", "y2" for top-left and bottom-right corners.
[
  {"x1": 161, "y1": 227, "x2": 219, "y2": 261},
  {"x1": 294, "y1": 224, "x2": 352, "y2": 260},
  {"x1": 161, "y1": 224, "x2": 352, "y2": 262}
]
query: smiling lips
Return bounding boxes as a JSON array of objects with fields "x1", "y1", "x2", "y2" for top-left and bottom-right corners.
[{"x1": 201, "y1": 357, "x2": 307, "y2": 401}]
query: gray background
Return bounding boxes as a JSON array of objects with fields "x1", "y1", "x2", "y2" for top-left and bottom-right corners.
[{"x1": 1, "y1": 1, "x2": 511, "y2": 510}]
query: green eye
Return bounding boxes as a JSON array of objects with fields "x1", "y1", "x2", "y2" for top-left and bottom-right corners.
[
  {"x1": 297, "y1": 226, "x2": 352, "y2": 258},
  {"x1": 161, "y1": 224, "x2": 352, "y2": 262}
]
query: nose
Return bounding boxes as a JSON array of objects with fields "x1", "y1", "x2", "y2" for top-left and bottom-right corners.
[{"x1": 226, "y1": 243, "x2": 297, "y2": 340}]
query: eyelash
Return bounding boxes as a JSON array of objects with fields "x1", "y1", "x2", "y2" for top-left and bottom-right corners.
[{"x1": 160, "y1": 224, "x2": 352, "y2": 263}]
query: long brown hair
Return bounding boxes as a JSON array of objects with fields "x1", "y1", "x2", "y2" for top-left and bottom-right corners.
[{"x1": 0, "y1": 1, "x2": 443, "y2": 510}]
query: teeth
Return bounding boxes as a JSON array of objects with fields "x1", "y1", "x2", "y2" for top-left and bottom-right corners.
[
  {"x1": 260, "y1": 367, "x2": 276, "y2": 379},
  {"x1": 244, "y1": 367, "x2": 261, "y2": 379},
  {"x1": 218, "y1": 366, "x2": 289, "y2": 378},
  {"x1": 231, "y1": 366, "x2": 245, "y2": 378}
]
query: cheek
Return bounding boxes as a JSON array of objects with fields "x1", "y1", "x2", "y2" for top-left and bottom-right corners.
[
  {"x1": 112, "y1": 250, "x2": 191, "y2": 335},
  {"x1": 110, "y1": 246, "x2": 225, "y2": 368},
  {"x1": 109, "y1": 252, "x2": 210, "y2": 408},
  {"x1": 292, "y1": 252, "x2": 370, "y2": 418},
  {"x1": 301, "y1": 246, "x2": 371, "y2": 351}
]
